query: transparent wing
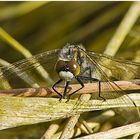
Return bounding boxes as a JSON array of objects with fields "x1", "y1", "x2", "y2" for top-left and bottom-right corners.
[
  {"x1": 0, "y1": 49, "x2": 60, "y2": 89},
  {"x1": 70, "y1": 50, "x2": 140, "y2": 122},
  {"x1": 88, "y1": 51, "x2": 140, "y2": 122},
  {"x1": 87, "y1": 51, "x2": 140, "y2": 80}
]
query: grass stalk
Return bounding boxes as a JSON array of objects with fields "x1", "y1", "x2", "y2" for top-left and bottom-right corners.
[{"x1": 104, "y1": 2, "x2": 140, "y2": 56}]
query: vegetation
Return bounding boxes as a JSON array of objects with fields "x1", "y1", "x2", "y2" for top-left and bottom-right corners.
[{"x1": 0, "y1": 1, "x2": 140, "y2": 139}]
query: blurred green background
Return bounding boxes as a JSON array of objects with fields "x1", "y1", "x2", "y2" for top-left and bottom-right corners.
[{"x1": 0, "y1": 1, "x2": 140, "y2": 63}]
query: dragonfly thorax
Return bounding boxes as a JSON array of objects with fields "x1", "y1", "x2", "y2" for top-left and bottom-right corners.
[{"x1": 58, "y1": 44, "x2": 86, "y2": 62}]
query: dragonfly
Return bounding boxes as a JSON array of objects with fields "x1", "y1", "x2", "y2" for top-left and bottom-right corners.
[{"x1": 0, "y1": 44, "x2": 140, "y2": 122}]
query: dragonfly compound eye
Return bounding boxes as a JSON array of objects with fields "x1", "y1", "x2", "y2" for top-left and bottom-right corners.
[
  {"x1": 55, "y1": 59, "x2": 80, "y2": 77},
  {"x1": 55, "y1": 60, "x2": 66, "y2": 73},
  {"x1": 67, "y1": 60, "x2": 80, "y2": 76}
]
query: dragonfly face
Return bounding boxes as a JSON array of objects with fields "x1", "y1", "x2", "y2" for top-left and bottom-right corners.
[{"x1": 55, "y1": 59, "x2": 80, "y2": 80}]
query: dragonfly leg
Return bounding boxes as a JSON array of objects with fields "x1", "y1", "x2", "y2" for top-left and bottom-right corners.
[
  {"x1": 77, "y1": 76, "x2": 106, "y2": 101},
  {"x1": 63, "y1": 81, "x2": 70, "y2": 99},
  {"x1": 52, "y1": 79, "x2": 63, "y2": 101},
  {"x1": 98, "y1": 80, "x2": 105, "y2": 101},
  {"x1": 68, "y1": 76, "x2": 84, "y2": 99}
]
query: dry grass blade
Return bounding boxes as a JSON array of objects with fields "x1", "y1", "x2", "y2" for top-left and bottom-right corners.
[
  {"x1": 79, "y1": 121, "x2": 140, "y2": 139},
  {"x1": 41, "y1": 120, "x2": 60, "y2": 139},
  {"x1": 60, "y1": 94, "x2": 91, "y2": 139},
  {"x1": 0, "y1": 91, "x2": 140, "y2": 130}
]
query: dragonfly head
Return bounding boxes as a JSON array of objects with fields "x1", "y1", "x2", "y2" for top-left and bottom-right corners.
[{"x1": 55, "y1": 59, "x2": 80, "y2": 81}]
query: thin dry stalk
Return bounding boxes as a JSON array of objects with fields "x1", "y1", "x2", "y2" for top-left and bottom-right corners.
[
  {"x1": 79, "y1": 121, "x2": 140, "y2": 139},
  {"x1": 104, "y1": 2, "x2": 140, "y2": 56},
  {"x1": 60, "y1": 94, "x2": 91, "y2": 139},
  {"x1": 0, "y1": 27, "x2": 53, "y2": 84},
  {"x1": 41, "y1": 120, "x2": 60, "y2": 139},
  {"x1": 0, "y1": 79, "x2": 139, "y2": 97}
]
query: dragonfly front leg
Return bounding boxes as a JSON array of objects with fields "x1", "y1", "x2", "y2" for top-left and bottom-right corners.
[
  {"x1": 63, "y1": 81, "x2": 70, "y2": 100},
  {"x1": 68, "y1": 76, "x2": 84, "y2": 100},
  {"x1": 52, "y1": 79, "x2": 63, "y2": 101}
]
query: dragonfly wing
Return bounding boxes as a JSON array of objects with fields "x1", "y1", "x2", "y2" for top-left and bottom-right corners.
[
  {"x1": 69, "y1": 50, "x2": 140, "y2": 123},
  {"x1": 87, "y1": 52, "x2": 140, "y2": 122},
  {"x1": 0, "y1": 49, "x2": 60, "y2": 89},
  {"x1": 87, "y1": 51, "x2": 140, "y2": 80}
]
